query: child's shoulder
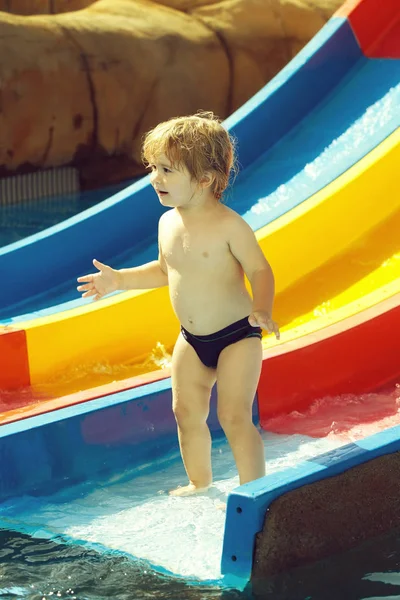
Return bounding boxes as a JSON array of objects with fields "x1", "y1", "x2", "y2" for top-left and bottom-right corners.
[
  {"x1": 218, "y1": 206, "x2": 255, "y2": 245},
  {"x1": 158, "y1": 209, "x2": 175, "y2": 227},
  {"x1": 219, "y1": 205, "x2": 248, "y2": 230},
  {"x1": 218, "y1": 204, "x2": 242, "y2": 222}
]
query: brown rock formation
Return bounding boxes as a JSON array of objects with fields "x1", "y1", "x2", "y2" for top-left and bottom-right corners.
[
  {"x1": 0, "y1": 0, "x2": 342, "y2": 189},
  {"x1": 252, "y1": 452, "x2": 400, "y2": 582},
  {"x1": 0, "y1": 1, "x2": 95, "y2": 14}
]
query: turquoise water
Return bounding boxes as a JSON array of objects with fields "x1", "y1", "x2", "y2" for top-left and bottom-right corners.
[
  {"x1": 0, "y1": 179, "x2": 137, "y2": 248},
  {"x1": 0, "y1": 433, "x2": 345, "y2": 583},
  {"x1": 0, "y1": 526, "x2": 399, "y2": 599}
]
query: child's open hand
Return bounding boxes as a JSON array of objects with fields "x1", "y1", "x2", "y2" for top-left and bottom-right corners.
[
  {"x1": 77, "y1": 259, "x2": 120, "y2": 301},
  {"x1": 249, "y1": 311, "x2": 280, "y2": 340}
]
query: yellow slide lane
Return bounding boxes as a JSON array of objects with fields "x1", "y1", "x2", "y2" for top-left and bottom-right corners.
[
  {"x1": 267, "y1": 207, "x2": 400, "y2": 349},
  {"x1": 25, "y1": 129, "x2": 399, "y2": 394}
]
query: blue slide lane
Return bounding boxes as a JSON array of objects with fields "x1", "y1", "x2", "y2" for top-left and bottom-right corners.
[
  {"x1": 0, "y1": 379, "x2": 257, "y2": 501},
  {"x1": 1, "y1": 17, "x2": 399, "y2": 322}
]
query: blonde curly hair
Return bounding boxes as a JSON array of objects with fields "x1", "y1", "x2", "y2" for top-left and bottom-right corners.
[{"x1": 142, "y1": 111, "x2": 238, "y2": 200}]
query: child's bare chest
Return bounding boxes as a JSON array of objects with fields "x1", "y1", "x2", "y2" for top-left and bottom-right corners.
[{"x1": 161, "y1": 225, "x2": 230, "y2": 271}]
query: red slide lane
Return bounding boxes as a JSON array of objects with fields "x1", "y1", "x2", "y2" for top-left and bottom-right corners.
[
  {"x1": 0, "y1": 327, "x2": 30, "y2": 389},
  {"x1": 257, "y1": 296, "x2": 400, "y2": 425},
  {"x1": 336, "y1": 0, "x2": 400, "y2": 58}
]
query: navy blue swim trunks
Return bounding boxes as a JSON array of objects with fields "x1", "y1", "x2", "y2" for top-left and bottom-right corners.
[{"x1": 181, "y1": 316, "x2": 262, "y2": 369}]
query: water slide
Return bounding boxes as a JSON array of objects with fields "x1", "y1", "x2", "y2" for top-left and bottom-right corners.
[
  {"x1": 0, "y1": 0, "x2": 399, "y2": 589},
  {"x1": 1, "y1": 0, "x2": 399, "y2": 413}
]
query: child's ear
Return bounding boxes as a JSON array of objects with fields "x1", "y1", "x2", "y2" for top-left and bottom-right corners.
[{"x1": 200, "y1": 171, "x2": 214, "y2": 189}]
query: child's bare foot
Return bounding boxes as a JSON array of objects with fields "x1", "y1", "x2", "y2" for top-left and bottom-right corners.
[{"x1": 169, "y1": 483, "x2": 210, "y2": 497}]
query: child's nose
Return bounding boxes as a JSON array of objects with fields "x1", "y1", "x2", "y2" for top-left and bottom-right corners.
[{"x1": 150, "y1": 170, "x2": 163, "y2": 185}]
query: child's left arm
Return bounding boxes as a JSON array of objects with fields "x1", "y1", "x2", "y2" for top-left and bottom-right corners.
[{"x1": 228, "y1": 216, "x2": 280, "y2": 340}]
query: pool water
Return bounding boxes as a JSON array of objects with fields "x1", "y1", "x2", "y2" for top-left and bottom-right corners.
[
  {"x1": 0, "y1": 525, "x2": 399, "y2": 599},
  {"x1": 0, "y1": 432, "x2": 347, "y2": 583},
  {"x1": 0, "y1": 179, "x2": 137, "y2": 248}
]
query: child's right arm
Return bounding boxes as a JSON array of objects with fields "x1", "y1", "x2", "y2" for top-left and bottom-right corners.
[
  {"x1": 118, "y1": 244, "x2": 168, "y2": 290},
  {"x1": 77, "y1": 216, "x2": 169, "y2": 301},
  {"x1": 77, "y1": 235, "x2": 168, "y2": 302}
]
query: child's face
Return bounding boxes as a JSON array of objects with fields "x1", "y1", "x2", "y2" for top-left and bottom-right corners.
[{"x1": 148, "y1": 153, "x2": 201, "y2": 208}]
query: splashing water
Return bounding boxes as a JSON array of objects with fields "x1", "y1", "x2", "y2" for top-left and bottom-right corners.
[
  {"x1": 249, "y1": 82, "x2": 400, "y2": 217},
  {"x1": 0, "y1": 343, "x2": 173, "y2": 410},
  {"x1": 265, "y1": 383, "x2": 400, "y2": 441},
  {"x1": 0, "y1": 386, "x2": 398, "y2": 583},
  {"x1": 0, "y1": 432, "x2": 345, "y2": 583}
]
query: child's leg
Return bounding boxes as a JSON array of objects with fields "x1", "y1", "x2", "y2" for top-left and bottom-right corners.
[
  {"x1": 170, "y1": 333, "x2": 217, "y2": 496},
  {"x1": 216, "y1": 337, "x2": 265, "y2": 485}
]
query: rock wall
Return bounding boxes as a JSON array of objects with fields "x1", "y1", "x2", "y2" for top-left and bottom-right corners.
[
  {"x1": 252, "y1": 452, "x2": 400, "y2": 583},
  {"x1": 0, "y1": 0, "x2": 342, "y2": 189}
]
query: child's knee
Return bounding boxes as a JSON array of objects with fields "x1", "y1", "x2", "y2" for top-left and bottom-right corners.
[
  {"x1": 173, "y1": 402, "x2": 192, "y2": 423},
  {"x1": 173, "y1": 400, "x2": 208, "y2": 427},
  {"x1": 172, "y1": 380, "x2": 212, "y2": 425},
  {"x1": 217, "y1": 408, "x2": 249, "y2": 431}
]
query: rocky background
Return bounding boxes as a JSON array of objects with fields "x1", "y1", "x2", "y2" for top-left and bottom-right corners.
[{"x1": 0, "y1": 0, "x2": 342, "y2": 190}]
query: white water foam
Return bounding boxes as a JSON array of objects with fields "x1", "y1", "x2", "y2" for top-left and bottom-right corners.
[
  {"x1": 0, "y1": 431, "x2": 345, "y2": 582},
  {"x1": 249, "y1": 81, "x2": 400, "y2": 217}
]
